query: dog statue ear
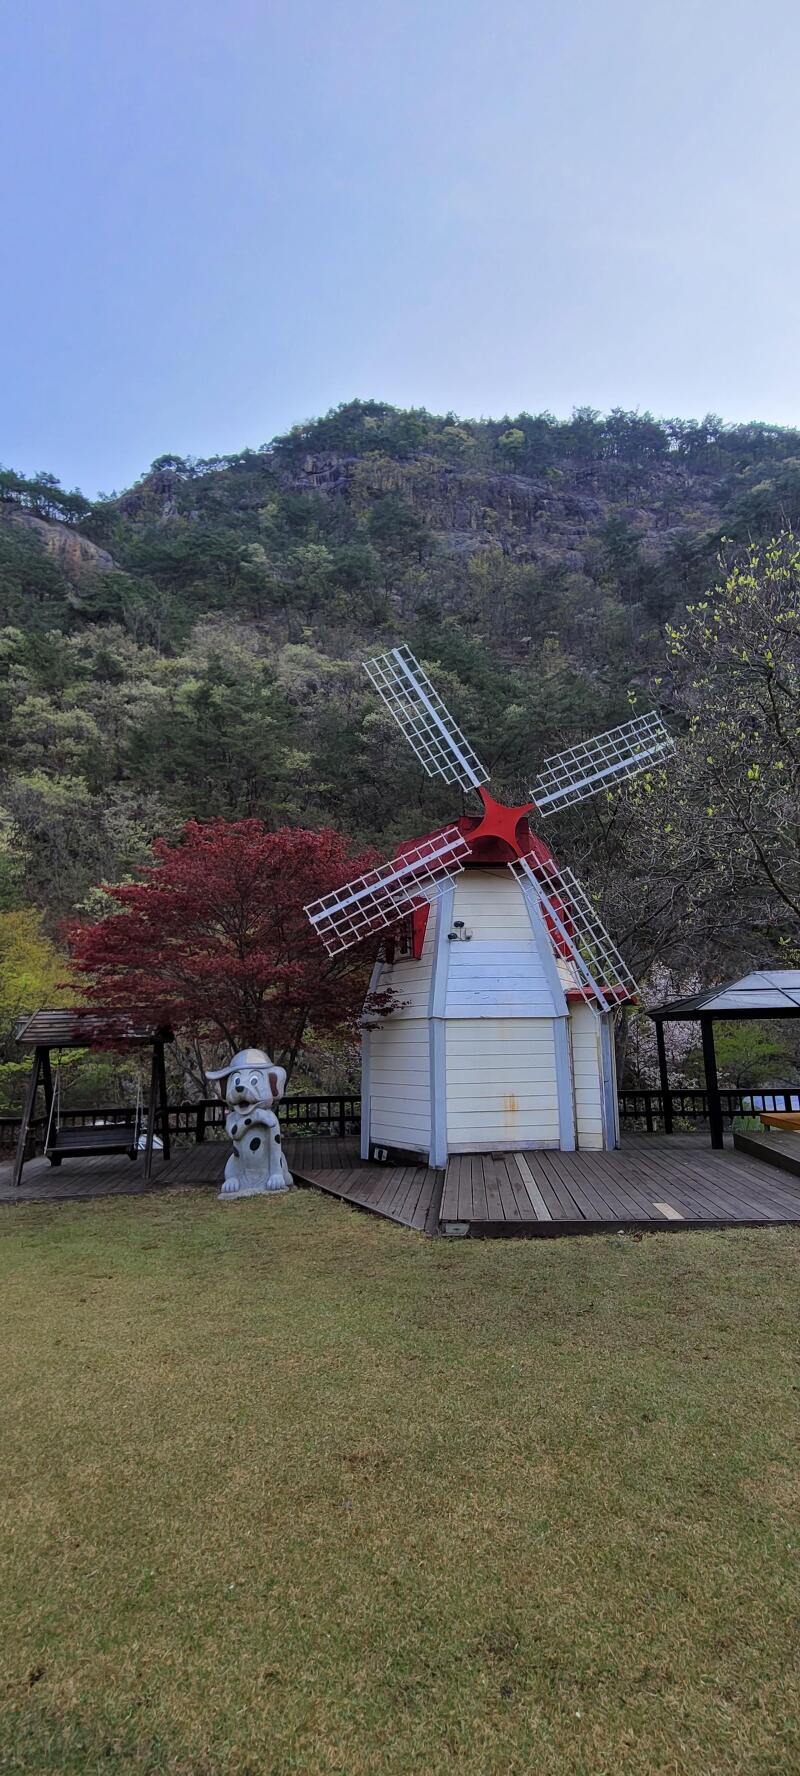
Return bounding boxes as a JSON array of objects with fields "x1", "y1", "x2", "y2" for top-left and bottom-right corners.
[{"x1": 268, "y1": 1068, "x2": 286, "y2": 1102}]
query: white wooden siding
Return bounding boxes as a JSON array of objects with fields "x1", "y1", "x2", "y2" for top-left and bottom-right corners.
[
  {"x1": 600, "y1": 1014, "x2": 621, "y2": 1147},
  {"x1": 369, "y1": 1019, "x2": 431, "y2": 1151},
  {"x1": 445, "y1": 1018, "x2": 560, "y2": 1150},
  {"x1": 372, "y1": 905, "x2": 436, "y2": 1021},
  {"x1": 569, "y1": 1001, "x2": 605, "y2": 1149},
  {"x1": 445, "y1": 871, "x2": 561, "y2": 1018}
]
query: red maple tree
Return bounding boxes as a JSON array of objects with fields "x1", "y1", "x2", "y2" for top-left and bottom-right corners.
[{"x1": 68, "y1": 819, "x2": 385, "y2": 1076}]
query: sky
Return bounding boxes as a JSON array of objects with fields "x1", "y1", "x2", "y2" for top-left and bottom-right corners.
[{"x1": 3, "y1": 0, "x2": 800, "y2": 496}]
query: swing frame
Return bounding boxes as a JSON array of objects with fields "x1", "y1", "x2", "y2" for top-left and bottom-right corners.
[{"x1": 11, "y1": 1009, "x2": 174, "y2": 1188}]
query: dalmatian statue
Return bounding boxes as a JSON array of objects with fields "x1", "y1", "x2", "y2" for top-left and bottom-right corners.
[{"x1": 205, "y1": 1048, "x2": 293, "y2": 1199}]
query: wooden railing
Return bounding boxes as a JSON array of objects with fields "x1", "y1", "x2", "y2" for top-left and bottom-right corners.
[
  {"x1": 617, "y1": 1087, "x2": 799, "y2": 1133},
  {"x1": 0, "y1": 1094, "x2": 361, "y2": 1157},
  {"x1": 2, "y1": 1087, "x2": 797, "y2": 1158}
]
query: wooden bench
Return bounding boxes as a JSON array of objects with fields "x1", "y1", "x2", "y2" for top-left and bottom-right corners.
[
  {"x1": 759, "y1": 1111, "x2": 800, "y2": 1132},
  {"x1": 46, "y1": 1125, "x2": 138, "y2": 1165}
]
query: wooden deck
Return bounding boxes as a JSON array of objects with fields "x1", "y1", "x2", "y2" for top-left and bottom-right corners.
[
  {"x1": 290, "y1": 1136, "x2": 442, "y2": 1233},
  {"x1": 0, "y1": 1149, "x2": 174, "y2": 1204},
  {"x1": 3, "y1": 1132, "x2": 800, "y2": 1238},
  {"x1": 439, "y1": 1136, "x2": 800, "y2": 1235}
]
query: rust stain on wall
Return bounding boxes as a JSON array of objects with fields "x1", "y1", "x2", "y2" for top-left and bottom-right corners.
[{"x1": 503, "y1": 1094, "x2": 519, "y2": 1116}]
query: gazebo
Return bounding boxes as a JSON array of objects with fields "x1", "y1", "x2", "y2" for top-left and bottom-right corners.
[
  {"x1": 11, "y1": 1009, "x2": 174, "y2": 1187},
  {"x1": 650, "y1": 970, "x2": 800, "y2": 1149}
]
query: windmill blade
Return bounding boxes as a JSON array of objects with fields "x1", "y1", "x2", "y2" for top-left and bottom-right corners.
[
  {"x1": 305, "y1": 827, "x2": 471, "y2": 956},
  {"x1": 364, "y1": 645, "x2": 489, "y2": 792},
  {"x1": 510, "y1": 853, "x2": 637, "y2": 1012},
  {"x1": 529, "y1": 711, "x2": 675, "y2": 816}
]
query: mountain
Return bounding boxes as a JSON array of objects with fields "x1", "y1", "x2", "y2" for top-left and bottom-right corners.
[{"x1": 2, "y1": 398, "x2": 800, "y2": 933}]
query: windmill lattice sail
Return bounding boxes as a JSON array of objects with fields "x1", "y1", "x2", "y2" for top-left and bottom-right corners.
[
  {"x1": 304, "y1": 828, "x2": 471, "y2": 957},
  {"x1": 529, "y1": 711, "x2": 674, "y2": 815},
  {"x1": 364, "y1": 645, "x2": 489, "y2": 792},
  {"x1": 510, "y1": 854, "x2": 637, "y2": 1012}
]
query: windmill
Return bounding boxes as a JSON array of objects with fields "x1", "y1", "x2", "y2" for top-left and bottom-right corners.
[{"x1": 305, "y1": 646, "x2": 673, "y2": 1165}]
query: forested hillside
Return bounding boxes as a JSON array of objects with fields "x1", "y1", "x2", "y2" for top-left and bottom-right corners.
[{"x1": 3, "y1": 399, "x2": 800, "y2": 1096}]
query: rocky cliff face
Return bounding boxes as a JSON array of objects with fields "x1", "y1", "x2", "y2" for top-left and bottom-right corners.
[
  {"x1": 281, "y1": 447, "x2": 723, "y2": 569},
  {"x1": 0, "y1": 505, "x2": 117, "y2": 582}
]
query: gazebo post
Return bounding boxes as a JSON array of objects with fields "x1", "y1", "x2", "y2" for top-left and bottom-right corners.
[
  {"x1": 700, "y1": 1015, "x2": 724, "y2": 1149},
  {"x1": 654, "y1": 1018, "x2": 673, "y2": 1135}
]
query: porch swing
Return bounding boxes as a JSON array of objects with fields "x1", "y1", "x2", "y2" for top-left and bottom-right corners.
[
  {"x1": 11, "y1": 1009, "x2": 174, "y2": 1188},
  {"x1": 42, "y1": 1057, "x2": 143, "y2": 1164}
]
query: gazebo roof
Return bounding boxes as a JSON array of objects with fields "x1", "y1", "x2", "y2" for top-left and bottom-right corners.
[
  {"x1": 15, "y1": 1008, "x2": 174, "y2": 1049},
  {"x1": 652, "y1": 970, "x2": 800, "y2": 1022}
]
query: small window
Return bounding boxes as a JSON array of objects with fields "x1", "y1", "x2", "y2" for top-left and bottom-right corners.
[
  {"x1": 383, "y1": 916, "x2": 412, "y2": 964},
  {"x1": 383, "y1": 903, "x2": 430, "y2": 963},
  {"x1": 395, "y1": 916, "x2": 415, "y2": 958}
]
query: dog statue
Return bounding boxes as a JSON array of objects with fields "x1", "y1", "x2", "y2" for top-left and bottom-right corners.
[{"x1": 205, "y1": 1047, "x2": 293, "y2": 1198}]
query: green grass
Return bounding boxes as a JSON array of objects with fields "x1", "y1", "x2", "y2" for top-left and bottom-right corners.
[{"x1": 1, "y1": 1190, "x2": 799, "y2": 1776}]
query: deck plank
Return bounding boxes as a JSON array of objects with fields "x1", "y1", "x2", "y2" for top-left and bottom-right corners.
[
  {"x1": 494, "y1": 1155, "x2": 523, "y2": 1221},
  {"x1": 458, "y1": 1156, "x2": 473, "y2": 1222},
  {"x1": 512, "y1": 1153, "x2": 552, "y2": 1221},
  {"x1": 517, "y1": 1155, "x2": 561, "y2": 1220},
  {"x1": 470, "y1": 1156, "x2": 488, "y2": 1222},
  {"x1": 482, "y1": 1155, "x2": 508, "y2": 1221},
  {"x1": 416, "y1": 1172, "x2": 441, "y2": 1232},
  {"x1": 505, "y1": 1153, "x2": 538, "y2": 1219},
  {"x1": 439, "y1": 1156, "x2": 460, "y2": 1223}
]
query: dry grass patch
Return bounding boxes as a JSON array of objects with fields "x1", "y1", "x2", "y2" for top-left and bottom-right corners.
[{"x1": 1, "y1": 1188, "x2": 799, "y2": 1774}]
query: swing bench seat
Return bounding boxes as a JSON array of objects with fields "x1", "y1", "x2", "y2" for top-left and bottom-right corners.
[{"x1": 46, "y1": 1125, "x2": 139, "y2": 1163}]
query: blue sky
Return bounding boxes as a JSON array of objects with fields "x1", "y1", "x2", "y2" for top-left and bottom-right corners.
[{"x1": 3, "y1": 0, "x2": 800, "y2": 495}]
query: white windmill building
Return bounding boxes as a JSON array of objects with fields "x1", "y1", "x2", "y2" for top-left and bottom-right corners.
[{"x1": 305, "y1": 647, "x2": 673, "y2": 1167}]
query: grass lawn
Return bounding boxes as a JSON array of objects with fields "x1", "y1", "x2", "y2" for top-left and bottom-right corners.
[{"x1": 1, "y1": 1188, "x2": 799, "y2": 1776}]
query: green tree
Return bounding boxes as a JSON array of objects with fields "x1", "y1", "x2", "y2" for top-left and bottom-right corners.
[
  {"x1": 498, "y1": 427, "x2": 526, "y2": 459},
  {"x1": 601, "y1": 533, "x2": 800, "y2": 978}
]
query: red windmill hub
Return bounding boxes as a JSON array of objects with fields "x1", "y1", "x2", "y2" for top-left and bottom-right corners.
[
  {"x1": 460, "y1": 786, "x2": 534, "y2": 860},
  {"x1": 458, "y1": 785, "x2": 559, "y2": 873}
]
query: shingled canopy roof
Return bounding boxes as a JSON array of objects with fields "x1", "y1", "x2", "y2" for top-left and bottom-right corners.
[
  {"x1": 649, "y1": 969, "x2": 800, "y2": 1150},
  {"x1": 651, "y1": 970, "x2": 800, "y2": 1021},
  {"x1": 16, "y1": 1009, "x2": 174, "y2": 1049}
]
